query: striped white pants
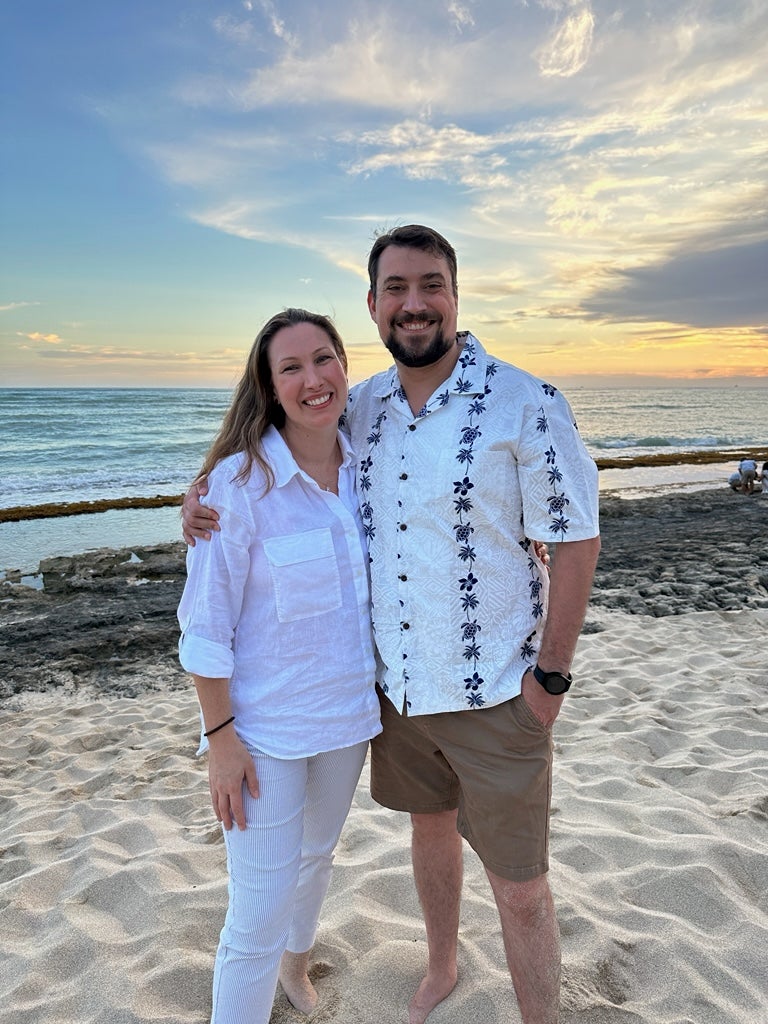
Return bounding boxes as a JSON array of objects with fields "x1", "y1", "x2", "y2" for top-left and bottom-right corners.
[{"x1": 210, "y1": 740, "x2": 368, "y2": 1024}]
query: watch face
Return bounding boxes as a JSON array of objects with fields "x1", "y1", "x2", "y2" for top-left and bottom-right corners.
[
  {"x1": 533, "y1": 665, "x2": 572, "y2": 694},
  {"x1": 544, "y1": 673, "x2": 570, "y2": 695}
]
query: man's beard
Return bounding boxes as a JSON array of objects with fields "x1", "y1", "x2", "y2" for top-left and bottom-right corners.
[{"x1": 384, "y1": 321, "x2": 456, "y2": 368}]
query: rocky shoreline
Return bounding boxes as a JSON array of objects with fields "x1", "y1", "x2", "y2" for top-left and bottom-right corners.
[{"x1": 1, "y1": 490, "x2": 765, "y2": 704}]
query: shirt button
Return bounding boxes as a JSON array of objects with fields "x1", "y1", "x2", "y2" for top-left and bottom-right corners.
[
  {"x1": 399, "y1": 574, "x2": 408, "y2": 581},
  {"x1": 401, "y1": 622, "x2": 410, "y2": 630},
  {"x1": 400, "y1": 473, "x2": 408, "y2": 480},
  {"x1": 408, "y1": 424, "x2": 416, "y2": 431},
  {"x1": 399, "y1": 523, "x2": 407, "y2": 531}
]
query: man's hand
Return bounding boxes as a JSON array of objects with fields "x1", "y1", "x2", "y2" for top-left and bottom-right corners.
[
  {"x1": 182, "y1": 478, "x2": 219, "y2": 545},
  {"x1": 521, "y1": 669, "x2": 564, "y2": 729}
]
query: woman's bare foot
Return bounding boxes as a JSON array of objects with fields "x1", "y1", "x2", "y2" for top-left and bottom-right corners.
[
  {"x1": 279, "y1": 950, "x2": 319, "y2": 1015},
  {"x1": 408, "y1": 967, "x2": 458, "y2": 1024}
]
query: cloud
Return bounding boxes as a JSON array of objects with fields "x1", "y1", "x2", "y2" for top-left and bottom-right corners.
[
  {"x1": 582, "y1": 240, "x2": 768, "y2": 328},
  {"x1": 0, "y1": 301, "x2": 40, "y2": 312},
  {"x1": 536, "y1": 2, "x2": 595, "y2": 77},
  {"x1": 175, "y1": 6, "x2": 534, "y2": 115},
  {"x1": 12, "y1": 331, "x2": 247, "y2": 368},
  {"x1": 448, "y1": 1, "x2": 476, "y2": 31},
  {"x1": 190, "y1": 201, "x2": 297, "y2": 241},
  {"x1": 21, "y1": 332, "x2": 62, "y2": 344},
  {"x1": 34, "y1": 344, "x2": 247, "y2": 365},
  {"x1": 345, "y1": 120, "x2": 514, "y2": 185},
  {"x1": 212, "y1": 15, "x2": 258, "y2": 45},
  {"x1": 254, "y1": 0, "x2": 299, "y2": 47}
]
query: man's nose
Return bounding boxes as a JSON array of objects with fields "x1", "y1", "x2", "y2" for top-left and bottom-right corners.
[{"x1": 402, "y1": 287, "x2": 427, "y2": 312}]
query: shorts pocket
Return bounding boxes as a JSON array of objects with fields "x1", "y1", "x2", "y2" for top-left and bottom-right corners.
[
  {"x1": 263, "y1": 528, "x2": 342, "y2": 622},
  {"x1": 515, "y1": 692, "x2": 551, "y2": 734}
]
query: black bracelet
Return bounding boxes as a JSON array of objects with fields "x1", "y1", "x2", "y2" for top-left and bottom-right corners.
[{"x1": 204, "y1": 715, "x2": 235, "y2": 738}]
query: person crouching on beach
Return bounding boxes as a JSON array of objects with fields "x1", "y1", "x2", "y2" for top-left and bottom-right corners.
[
  {"x1": 738, "y1": 456, "x2": 758, "y2": 493},
  {"x1": 177, "y1": 308, "x2": 381, "y2": 1024}
]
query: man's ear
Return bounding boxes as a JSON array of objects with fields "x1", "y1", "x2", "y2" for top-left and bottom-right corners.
[{"x1": 367, "y1": 289, "x2": 377, "y2": 322}]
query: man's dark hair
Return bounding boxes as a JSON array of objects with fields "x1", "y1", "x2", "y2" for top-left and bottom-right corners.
[{"x1": 367, "y1": 224, "x2": 458, "y2": 298}]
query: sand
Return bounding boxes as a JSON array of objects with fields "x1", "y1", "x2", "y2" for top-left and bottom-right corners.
[{"x1": 1, "y1": 491, "x2": 767, "y2": 1022}]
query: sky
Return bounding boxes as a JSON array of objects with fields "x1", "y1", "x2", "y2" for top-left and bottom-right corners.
[{"x1": 2, "y1": 0, "x2": 767, "y2": 389}]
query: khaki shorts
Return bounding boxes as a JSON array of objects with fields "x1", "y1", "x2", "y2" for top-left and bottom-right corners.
[{"x1": 370, "y1": 687, "x2": 553, "y2": 881}]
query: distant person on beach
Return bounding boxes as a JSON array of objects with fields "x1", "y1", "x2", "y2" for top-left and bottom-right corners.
[
  {"x1": 177, "y1": 308, "x2": 381, "y2": 1024},
  {"x1": 738, "y1": 457, "x2": 757, "y2": 494},
  {"x1": 728, "y1": 471, "x2": 743, "y2": 491},
  {"x1": 760, "y1": 461, "x2": 768, "y2": 494},
  {"x1": 183, "y1": 224, "x2": 600, "y2": 1024}
]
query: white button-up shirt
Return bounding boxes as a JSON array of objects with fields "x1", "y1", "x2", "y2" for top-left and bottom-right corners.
[
  {"x1": 178, "y1": 426, "x2": 381, "y2": 757},
  {"x1": 346, "y1": 333, "x2": 599, "y2": 716}
]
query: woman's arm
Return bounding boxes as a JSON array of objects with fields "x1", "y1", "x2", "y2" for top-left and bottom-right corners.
[{"x1": 192, "y1": 673, "x2": 259, "y2": 831}]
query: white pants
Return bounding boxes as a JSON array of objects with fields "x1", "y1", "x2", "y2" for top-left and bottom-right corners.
[{"x1": 210, "y1": 740, "x2": 368, "y2": 1024}]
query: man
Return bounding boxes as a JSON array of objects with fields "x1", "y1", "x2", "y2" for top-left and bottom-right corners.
[
  {"x1": 738, "y1": 457, "x2": 757, "y2": 494},
  {"x1": 184, "y1": 225, "x2": 601, "y2": 1024}
]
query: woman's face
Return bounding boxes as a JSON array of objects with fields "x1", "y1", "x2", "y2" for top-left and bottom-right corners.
[{"x1": 268, "y1": 322, "x2": 348, "y2": 435}]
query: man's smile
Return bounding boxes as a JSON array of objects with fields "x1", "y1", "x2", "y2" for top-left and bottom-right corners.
[{"x1": 398, "y1": 320, "x2": 433, "y2": 332}]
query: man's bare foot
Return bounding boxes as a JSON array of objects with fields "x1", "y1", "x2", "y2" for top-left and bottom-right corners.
[
  {"x1": 408, "y1": 968, "x2": 458, "y2": 1024},
  {"x1": 279, "y1": 950, "x2": 318, "y2": 1015}
]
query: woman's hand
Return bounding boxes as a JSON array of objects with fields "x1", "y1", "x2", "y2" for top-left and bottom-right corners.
[
  {"x1": 207, "y1": 732, "x2": 260, "y2": 831},
  {"x1": 532, "y1": 540, "x2": 550, "y2": 569},
  {"x1": 182, "y1": 478, "x2": 219, "y2": 545}
]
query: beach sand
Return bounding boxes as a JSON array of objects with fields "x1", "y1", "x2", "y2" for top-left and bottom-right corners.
[{"x1": 1, "y1": 490, "x2": 766, "y2": 1023}]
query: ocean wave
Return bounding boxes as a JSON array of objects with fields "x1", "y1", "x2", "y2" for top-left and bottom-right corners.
[
  {"x1": 591, "y1": 436, "x2": 740, "y2": 450},
  {"x1": 1, "y1": 468, "x2": 194, "y2": 508}
]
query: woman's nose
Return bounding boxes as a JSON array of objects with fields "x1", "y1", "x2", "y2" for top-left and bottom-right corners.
[{"x1": 304, "y1": 365, "x2": 322, "y2": 387}]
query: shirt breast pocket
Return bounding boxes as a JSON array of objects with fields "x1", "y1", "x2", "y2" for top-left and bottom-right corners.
[{"x1": 263, "y1": 528, "x2": 343, "y2": 623}]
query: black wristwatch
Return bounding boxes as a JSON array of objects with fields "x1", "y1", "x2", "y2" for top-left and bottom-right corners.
[{"x1": 532, "y1": 664, "x2": 572, "y2": 695}]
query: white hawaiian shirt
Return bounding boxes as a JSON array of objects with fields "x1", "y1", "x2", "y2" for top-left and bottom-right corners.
[{"x1": 345, "y1": 333, "x2": 599, "y2": 716}]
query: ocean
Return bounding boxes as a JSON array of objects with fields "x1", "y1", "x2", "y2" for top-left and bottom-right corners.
[{"x1": 1, "y1": 385, "x2": 766, "y2": 575}]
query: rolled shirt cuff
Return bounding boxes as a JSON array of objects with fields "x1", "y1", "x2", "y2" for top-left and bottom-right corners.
[{"x1": 178, "y1": 632, "x2": 235, "y2": 679}]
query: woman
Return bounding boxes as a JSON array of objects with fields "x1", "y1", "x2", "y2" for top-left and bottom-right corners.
[{"x1": 177, "y1": 308, "x2": 381, "y2": 1024}]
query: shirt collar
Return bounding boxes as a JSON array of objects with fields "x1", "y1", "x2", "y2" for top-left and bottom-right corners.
[
  {"x1": 261, "y1": 424, "x2": 357, "y2": 490},
  {"x1": 371, "y1": 332, "x2": 488, "y2": 401}
]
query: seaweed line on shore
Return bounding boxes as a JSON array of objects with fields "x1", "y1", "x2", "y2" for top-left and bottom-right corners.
[
  {"x1": 2, "y1": 446, "x2": 765, "y2": 523},
  {"x1": 0, "y1": 494, "x2": 183, "y2": 523}
]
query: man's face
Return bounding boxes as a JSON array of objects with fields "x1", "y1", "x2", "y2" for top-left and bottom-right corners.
[{"x1": 367, "y1": 245, "x2": 458, "y2": 369}]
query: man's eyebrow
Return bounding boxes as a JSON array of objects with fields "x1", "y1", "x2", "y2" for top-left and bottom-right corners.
[{"x1": 380, "y1": 271, "x2": 447, "y2": 287}]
